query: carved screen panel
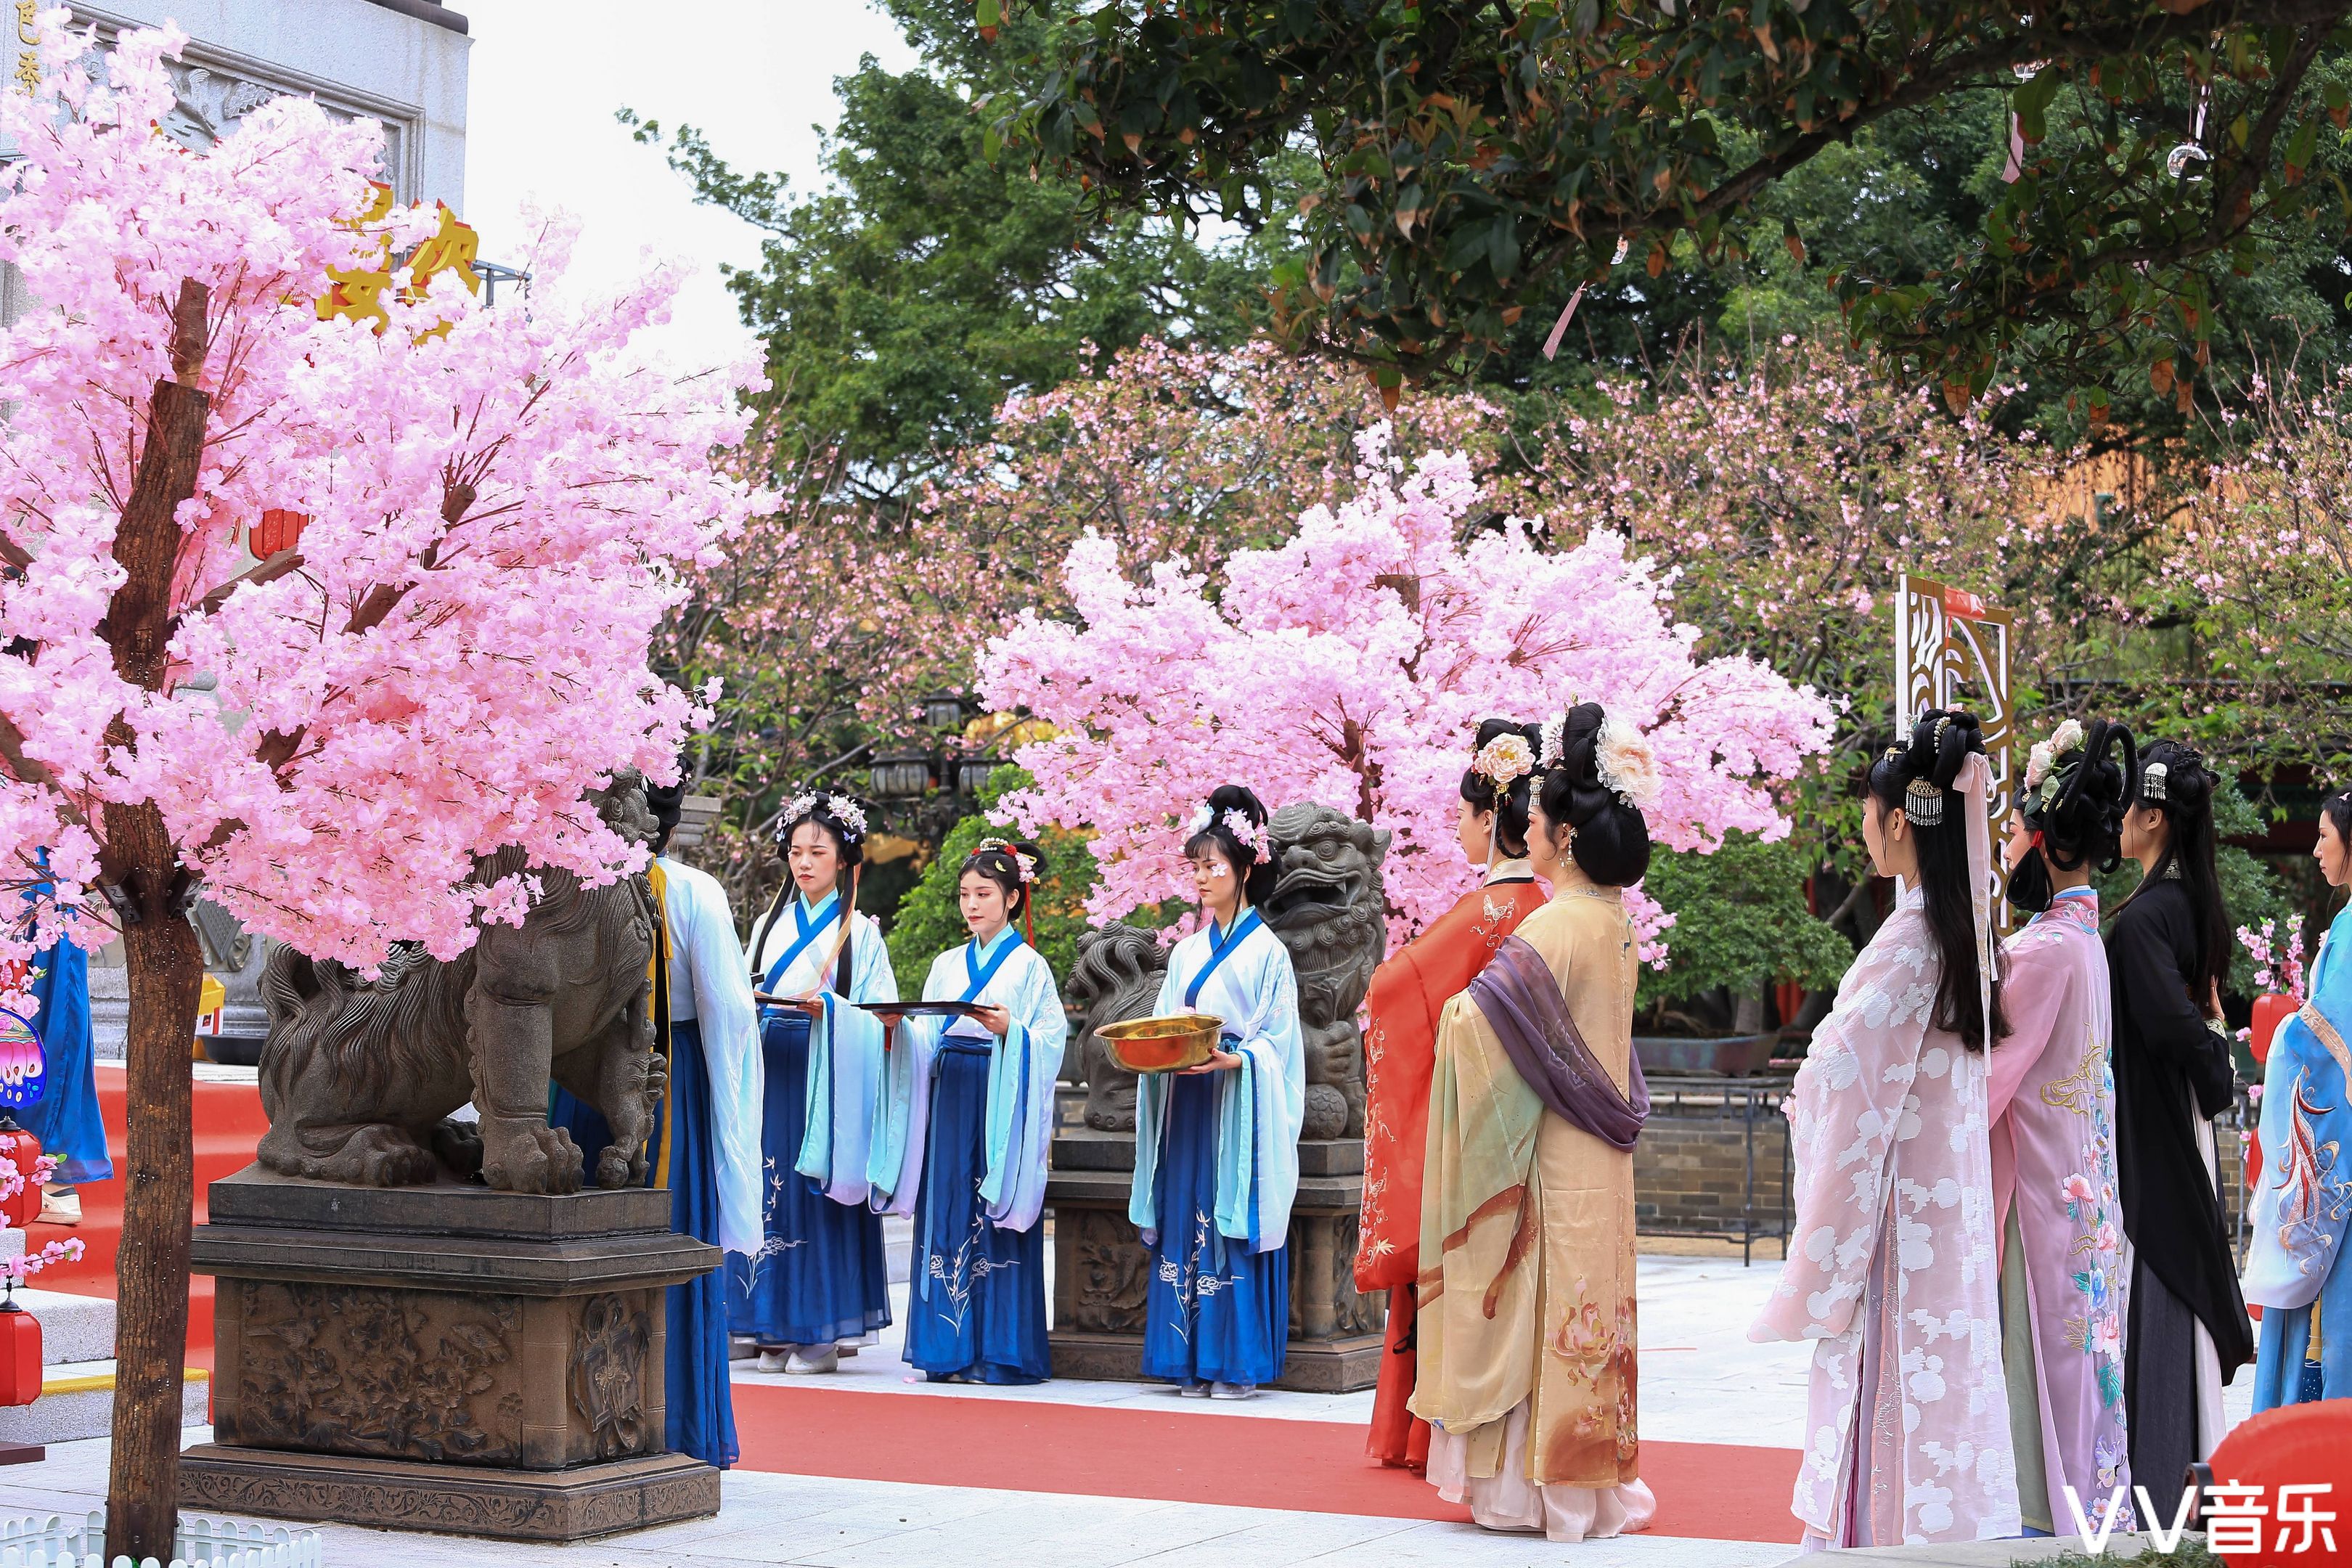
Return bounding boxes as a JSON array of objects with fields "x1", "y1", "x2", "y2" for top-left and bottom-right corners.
[{"x1": 1893, "y1": 575, "x2": 2017, "y2": 932}]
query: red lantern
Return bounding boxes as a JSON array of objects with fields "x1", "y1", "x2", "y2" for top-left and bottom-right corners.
[
  {"x1": 0, "y1": 1301, "x2": 37, "y2": 1408},
  {"x1": 0, "y1": 1116, "x2": 40, "y2": 1232},
  {"x1": 2251, "y1": 992, "x2": 2298, "y2": 1066},
  {"x1": 251, "y1": 508, "x2": 309, "y2": 558}
]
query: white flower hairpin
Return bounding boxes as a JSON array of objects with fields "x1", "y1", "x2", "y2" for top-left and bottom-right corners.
[
  {"x1": 1537, "y1": 713, "x2": 1567, "y2": 771},
  {"x1": 1593, "y1": 712, "x2": 1663, "y2": 812},
  {"x1": 780, "y1": 791, "x2": 867, "y2": 843},
  {"x1": 1471, "y1": 732, "x2": 1535, "y2": 791},
  {"x1": 1223, "y1": 808, "x2": 1273, "y2": 865}
]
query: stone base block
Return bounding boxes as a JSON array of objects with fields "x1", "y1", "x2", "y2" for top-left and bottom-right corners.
[{"x1": 176, "y1": 1444, "x2": 719, "y2": 1542}]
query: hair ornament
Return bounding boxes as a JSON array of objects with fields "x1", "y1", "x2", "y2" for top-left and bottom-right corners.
[
  {"x1": 1537, "y1": 712, "x2": 1567, "y2": 771},
  {"x1": 2141, "y1": 761, "x2": 2169, "y2": 802},
  {"x1": 2023, "y1": 718, "x2": 2086, "y2": 793},
  {"x1": 1222, "y1": 808, "x2": 1273, "y2": 865},
  {"x1": 1593, "y1": 711, "x2": 1663, "y2": 812},
  {"x1": 778, "y1": 791, "x2": 868, "y2": 844},
  {"x1": 1904, "y1": 775, "x2": 1946, "y2": 828},
  {"x1": 1185, "y1": 804, "x2": 1214, "y2": 834},
  {"x1": 1471, "y1": 732, "x2": 1535, "y2": 791},
  {"x1": 974, "y1": 836, "x2": 1038, "y2": 883}
]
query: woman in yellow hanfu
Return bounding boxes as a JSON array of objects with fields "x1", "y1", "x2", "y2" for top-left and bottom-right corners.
[{"x1": 1413, "y1": 701, "x2": 1657, "y2": 1543}]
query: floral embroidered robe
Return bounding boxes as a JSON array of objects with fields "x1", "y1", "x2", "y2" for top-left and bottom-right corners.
[
  {"x1": 2245, "y1": 905, "x2": 2352, "y2": 1409},
  {"x1": 1989, "y1": 889, "x2": 2131, "y2": 1533},
  {"x1": 1413, "y1": 887, "x2": 1646, "y2": 1514},
  {"x1": 1359, "y1": 859, "x2": 1546, "y2": 1466},
  {"x1": 1751, "y1": 887, "x2": 2018, "y2": 1547}
]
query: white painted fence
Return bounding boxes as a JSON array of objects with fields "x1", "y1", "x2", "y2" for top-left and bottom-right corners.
[{"x1": 0, "y1": 1513, "x2": 322, "y2": 1568}]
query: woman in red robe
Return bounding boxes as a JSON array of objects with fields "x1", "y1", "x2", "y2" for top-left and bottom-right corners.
[{"x1": 1359, "y1": 719, "x2": 1550, "y2": 1468}]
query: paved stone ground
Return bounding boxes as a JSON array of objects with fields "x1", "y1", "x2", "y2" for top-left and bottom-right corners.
[{"x1": 0, "y1": 1252, "x2": 2253, "y2": 1566}]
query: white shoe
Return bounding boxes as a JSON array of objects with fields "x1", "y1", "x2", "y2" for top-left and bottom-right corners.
[
  {"x1": 755, "y1": 1347, "x2": 791, "y2": 1375},
  {"x1": 1175, "y1": 1381, "x2": 1212, "y2": 1398},
  {"x1": 36, "y1": 1186, "x2": 79, "y2": 1226},
  {"x1": 786, "y1": 1347, "x2": 840, "y2": 1375},
  {"x1": 1209, "y1": 1381, "x2": 1257, "y2": 1400}
]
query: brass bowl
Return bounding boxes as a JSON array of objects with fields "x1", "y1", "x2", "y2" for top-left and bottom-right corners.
[{"x1": 1098, "y1": 1013, "x2": 1223, "y2": 1074}]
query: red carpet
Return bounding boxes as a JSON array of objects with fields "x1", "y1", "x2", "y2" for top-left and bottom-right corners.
[
  {"x1": 731, "y1": 1383, "x2": 1802, "y2": 1543},
  {"x1": 27, "y1": 1063, "x2": 269, "y2": 1371}
]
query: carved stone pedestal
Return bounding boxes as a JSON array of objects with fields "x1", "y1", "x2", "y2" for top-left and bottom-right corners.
[
  {"x1": 1047, "y1": 1130, "x2": 1383, "y2": 1392},
  {"x1": 180, "y1": 1166, "x2": 722, "y2": 1542}
]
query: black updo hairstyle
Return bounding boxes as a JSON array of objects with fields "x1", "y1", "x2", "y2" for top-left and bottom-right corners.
[
  {"x1": 2122, "y1": 739, "x2": 2231, "y2": 1011},
  {"x1": 763, "y1": 791, "x2": 873, "y2": 996},
  {"x1": 1182, "y1": 784, "x2": 1279, "y2": 910},
  {"x1": 1866, "y1": 709, "x2": 2006, "y2": 1053},
  {"x1": 1461, "y1": 717, "x2": 1543, "y2": 861},
  {"x1": 1535, "y1": 702, "x2": 1652, "y2": 887},
  {"x1": 960, "y1": 838, "x2": 1046, "y2": 924},
  {"x1": 645, "y1": 772, "x2": 687, "y2": 857},
  {"x1": 2021, "y1": 719, "x2": 2136, "y2": 875}
]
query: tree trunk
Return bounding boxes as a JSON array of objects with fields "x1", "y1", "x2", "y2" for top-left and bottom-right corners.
[
  {"x1": 102, "y1": 807, "x2": 200, "y2": 1562},
  {"x1": 98, "y1": 281, "x2": 213, "y2": 1563}
]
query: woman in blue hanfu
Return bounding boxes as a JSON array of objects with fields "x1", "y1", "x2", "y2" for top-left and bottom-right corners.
[
  {"x1": 727, "y1": 790, "x2": 897, "y2": 1376},
  {"x1": 869, "y1": 838, "x2": 1067, "y2": 1384},
  {"x1": 1133, "y1": 785, "x2": 1305, "y2": 1400},
  {"x1": 2245, "y1": 786, "x2": 2352, "y2": 1408}
]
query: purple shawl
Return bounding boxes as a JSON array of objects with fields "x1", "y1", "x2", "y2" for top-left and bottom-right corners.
[{"x1": 1465, "y1": 934, "x2": 1649, "y2": 1151}]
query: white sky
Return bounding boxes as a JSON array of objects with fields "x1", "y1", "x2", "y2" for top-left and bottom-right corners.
[{"x1": 459, "y1": 0, "x2": 920, "y2": 371}]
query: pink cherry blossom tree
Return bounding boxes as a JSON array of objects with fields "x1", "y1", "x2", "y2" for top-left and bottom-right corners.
[
  {"x1": 0, "y1": 20, "x2": 754, "y2": 1552},
  {"x1": 981, "y1": 428, "x2": 1835, "y2": 956}
]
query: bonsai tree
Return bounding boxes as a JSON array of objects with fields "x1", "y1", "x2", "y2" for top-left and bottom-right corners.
[{"x1": 0, "y1": 23, "x2": 754, "y2": 1556}]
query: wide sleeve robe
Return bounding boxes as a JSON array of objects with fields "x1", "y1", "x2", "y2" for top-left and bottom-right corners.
[
  {"x1": 1129, "y1": 918, "x2": 1305, "y2": 1251},
  {"x1": 1749, "y1": 891, "x2": 2017, "y2": 1547},
  {"x1": 868, "y1": 936, "x2": 1069, "y2": 1232},
  {"x1": 2245, "y1": 906, "x2": 2352, "y2": 1408},
  {"x1": 659, "y1": 856, "x2": 767, "y2": 1257},
  {"x1": 743, "y1": 896, "x2": 897, "y2": 1207},
  {"x1": 1988, "y1": 894, "x2": 2131, "y2": 1531}
]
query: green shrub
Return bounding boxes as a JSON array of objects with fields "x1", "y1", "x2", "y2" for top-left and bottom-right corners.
[
  {"x1": 1638, "y1": 833, "x2": 1855, "y2": 1017},
  {"x1": 886, "y1": 766, "x2": 1099, "y2": 988}
]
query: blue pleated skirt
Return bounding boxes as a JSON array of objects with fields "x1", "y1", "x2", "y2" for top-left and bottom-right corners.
[
  {"x1": 547, "y1": 1018, "x2": 738, "y2": 1469},
  {"x1": 905, "y1": 1041, "x2": 1048, "y2": 1384},
  {"x1": 724, "y1": 1008, "x2": 891, "y2": 1347},
  {"x1": 1139, "y1": 1071, "x2": 1289, "y2": 1387}
]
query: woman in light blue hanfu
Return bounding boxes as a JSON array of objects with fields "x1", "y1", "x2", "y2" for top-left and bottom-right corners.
[
  {"x1": 1133, "y1": 785, "x2": 1304, "y2": 1400},
  {"x1": 727, "y1": 790, "x2": 897, "y2": 1376},
  {"x1": 2245, "y1": 786, "x2": 2352, "y2": 1408},
  {"x1": 870, "y1": 838, "x2": 1066, "y2": 1384}
]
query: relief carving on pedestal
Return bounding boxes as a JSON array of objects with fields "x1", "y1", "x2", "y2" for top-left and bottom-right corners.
[
  {"x1": 1060, "y1": 1208, "x2": 1151, "y2": 1334},
  {"x1": 235, "y1": 1281, "x2": 523, "y2": 1464},
  {"x1": 569, "y1": 1294, "x2": 653, "y2": 1460}
]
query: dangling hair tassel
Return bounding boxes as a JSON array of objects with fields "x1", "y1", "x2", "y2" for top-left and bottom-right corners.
[{"x1": 1904, "y1": 776, "x2": 1945, "y2": 828}]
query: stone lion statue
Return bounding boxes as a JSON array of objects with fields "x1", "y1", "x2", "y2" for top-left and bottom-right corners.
[
  {"x1": 253, "y1": 773, "x2": 664, "y2": 1194},
  {"x1": 1261, "y1": 804, "x2": 1390, "y2": 1140},
  {"x1": 1064, "y1": 923, "x2": 1167, "y2": 1132}
]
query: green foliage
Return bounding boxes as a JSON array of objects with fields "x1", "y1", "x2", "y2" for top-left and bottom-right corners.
[
  {"x1": 989, "y1": 1, "x2": 2352, "y2": 421},
  {"x1": 1636, "y1": 834, "x2": 1855, "y2": 1013},
  {"x1": 622, "y1": 0, "x2": 1261, "y2": 493},
  {"x1": 886, "y1": 767, "x2": 1100, "y2": 986},
  {"x1": 2033, "y1": 1542, "x2": 2217, "y2": 1568}
]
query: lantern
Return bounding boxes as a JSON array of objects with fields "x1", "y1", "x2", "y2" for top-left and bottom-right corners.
[
  {"x1": 0, "y1": 1116, "x2": 40, "y2": 1232},
  {"x1": 920, "y1": 693, "x2": 968, "y2": 731},
  {"x1": 955, "y1": 756, "x2": 1001, "y2": 797},
  {"x1": 0, "y1": 1006, "x2": 41, "y2": 1114},
  {"x1": 0, "y1": 1300, "x2": 37, "y2": 1408},
  {"x1": 869, "y1": 750, "x2": 934, "y2": 800},
  {"x1": 250, "y1": 509, "x2": 309, "y2": 558}
]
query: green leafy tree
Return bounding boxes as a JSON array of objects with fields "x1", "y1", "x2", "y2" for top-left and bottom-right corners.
[
  {"x1": 985, "y1": 1, "x2": 2352, "y2": 420},
  {"x1": 623, "y1": 0, "x2": 1263, "y2": 495},
  {"x1": 886, "y1": 767, "x2": 1102, "y2": 985},
  {"x1": 1637, "y1": 834, "x2": 1855, "y2": 1029}
]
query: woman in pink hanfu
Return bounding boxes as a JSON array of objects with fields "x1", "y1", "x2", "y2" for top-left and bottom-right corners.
[
  {"x1": 1990, "y1": 718, "x2": 2135, "y2": 1538},
  {"x1": 1752, "y1": 709, "x2": 2020, "y2": 1550}
]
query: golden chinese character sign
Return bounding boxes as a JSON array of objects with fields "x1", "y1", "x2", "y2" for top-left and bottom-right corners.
[
  {"x1": 317, "y1": 181, "x2": 481, "y2": 333},
  {"x1": 1894, "y1": 573, "x2": 2017, "y2": 930},
  {"x1": 12, "y1": 1, "x2": 40, "y2": 97}
]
